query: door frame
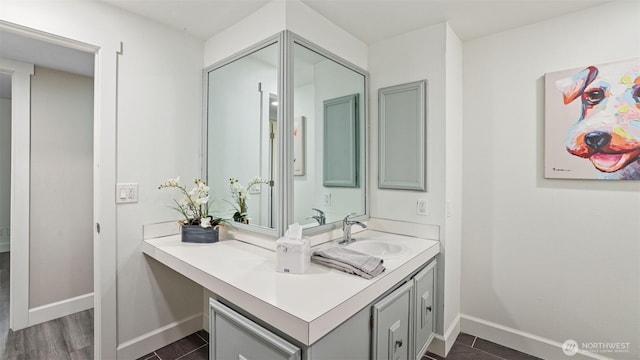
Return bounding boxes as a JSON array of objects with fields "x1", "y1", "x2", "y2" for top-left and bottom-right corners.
[
  {"x1": 0, "y1": 20, "x2": 118, "y2": 359},
  {"x1": 0, "y1": 57, "x2": 33, "y2": 332}
]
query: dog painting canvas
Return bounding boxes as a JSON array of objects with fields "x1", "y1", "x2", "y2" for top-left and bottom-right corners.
[{"x1": 545, "y1": 58, "x2": 640, "y2": 180}]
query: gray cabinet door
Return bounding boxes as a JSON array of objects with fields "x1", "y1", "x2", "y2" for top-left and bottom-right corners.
[
  {"x1": 372, "y1": 281, "x2": 414, "y2": 360},
  {"x1": 413, "y1": 261, "x2": 436, "y2": 360},
  {"x1": 209, "y1": 299, "x2": 301, "y2": 360}
]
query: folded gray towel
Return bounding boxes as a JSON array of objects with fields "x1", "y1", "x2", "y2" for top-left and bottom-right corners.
[{"x1": 311, "y1": 247, "x2": 385, "y2": 279}]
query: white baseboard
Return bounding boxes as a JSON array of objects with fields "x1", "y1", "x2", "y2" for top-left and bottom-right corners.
[
  {"x1": 203, "y1": 312, "x2": 209, "y2": 333},
  {"x1": 28, "y1": 292, "x2": 94, "y2": 326},
  {"x1": 117, "y1": 313, "x2": 203, "y2": 360},
  {"x1": 428, "y1": 313, "x2": 460, "y2": 357},
  {"x1": 461, "y1": 314, "x2": 615, "y2": 360},
  {"x1": 0, "y1": 241, "x2": 9, "y2": 253}
]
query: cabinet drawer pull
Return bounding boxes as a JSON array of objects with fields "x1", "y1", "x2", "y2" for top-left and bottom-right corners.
[
  {"x1": 395, "y1": 339, "x2": 403, "y2": 348},
  {"x1": 426, "y1": 306, "x2": 432, "y2": 312}
]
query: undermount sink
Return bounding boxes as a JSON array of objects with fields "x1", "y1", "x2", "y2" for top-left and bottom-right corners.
[{"x1": 345, "y1": 239, "x2": 405, "y2": 258}]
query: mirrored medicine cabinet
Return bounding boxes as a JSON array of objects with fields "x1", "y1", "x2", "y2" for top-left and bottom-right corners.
[{"x1": 203, "y1": 31, "x2": 368, "y2": 237}]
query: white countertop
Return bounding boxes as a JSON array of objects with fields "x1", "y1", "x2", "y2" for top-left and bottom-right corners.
[{"x1": 142, "y1": 230, "x2": 440, "y2": 346}]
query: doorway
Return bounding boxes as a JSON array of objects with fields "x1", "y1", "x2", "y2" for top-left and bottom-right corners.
[{"x1": 0, "y1": 27, "x2": 100, "y2": 358}]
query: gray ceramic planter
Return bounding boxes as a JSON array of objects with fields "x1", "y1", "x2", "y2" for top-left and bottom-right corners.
[{"x1": 181, "y1": 225, "x2": 219, "y2": 243}]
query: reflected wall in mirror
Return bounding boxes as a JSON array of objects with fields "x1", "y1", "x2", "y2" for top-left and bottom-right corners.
[
  {"x1": 206, "y1": 42, "x2": 278, "y2": 230},
  {"x1": 292, "y1": 41, "x2": 367, "y2": 228},
  {"x1": 323, "y1": 94, "x2": 359, "y2": 188}
]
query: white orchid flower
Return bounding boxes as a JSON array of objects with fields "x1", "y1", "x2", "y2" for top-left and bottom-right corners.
[
  {"x1": 167, "y1": 177, "x2": 180, "y2": 186},
  {"x1": 197, "y1": 182, "x2": 209, "y2": 192},
  {"x1": 200, "y1": 217, "x2": 212, "y2": 228}
]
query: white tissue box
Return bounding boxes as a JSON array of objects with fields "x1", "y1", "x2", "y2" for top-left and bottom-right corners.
[{"x1": 276, "y1": 237, "x2": 310, "y2": 274}]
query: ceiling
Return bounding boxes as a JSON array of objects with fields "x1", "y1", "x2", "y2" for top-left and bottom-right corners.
[
  {"x1": 0, "y1": 30, "x2": 95, "y2": 99},
  {"x1": 100, "y1": 0, "x2": 612, "y2": 43},
  {"x1": 0, "y1": 0, "x2": 613, "y2": 99},
  {"x1": 0, "y1": 31, "x2": 95, "y2": 77},
  {"x1": 102, "y1": 0, "x2": 271, "y2": 41}
]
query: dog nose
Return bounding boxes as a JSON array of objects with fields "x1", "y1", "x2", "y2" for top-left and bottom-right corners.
[{"x1": 584, "y1": 131, "x2": 611, "y2": 150}]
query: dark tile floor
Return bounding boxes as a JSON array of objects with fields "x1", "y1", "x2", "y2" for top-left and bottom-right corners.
[
  {"x1": 137, "y1": 330, "x2": 209, "y2": 360},
  {"x1": 425, "y1": 333, "x2": 542, "y2": 360},
  {"x1": 143, "y1": 330, "x2": 541, "y2": 360}
]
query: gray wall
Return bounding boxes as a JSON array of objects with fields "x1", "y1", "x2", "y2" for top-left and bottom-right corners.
[
  {"x1": 29, "y1": 66, "x2": 93, "y2": 308},
  {"x1": 0, "y1": 98, "x2": 9, "y2": 251}
]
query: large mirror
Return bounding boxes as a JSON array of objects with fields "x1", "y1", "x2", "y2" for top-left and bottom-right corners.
[
  {"x1": 206, "y1": 39, "x2": 279, "y2": 231},
  {"x1": 205, "y1": 32, "x2": 367, "y2": 236},
  {"x1": 292, "y1": 39, "x2": 367, "y2": 229}
]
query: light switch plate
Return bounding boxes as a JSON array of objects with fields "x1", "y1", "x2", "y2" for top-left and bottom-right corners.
[{"x1": 116, "y1": 183, "x2": 138, "y2": 203}]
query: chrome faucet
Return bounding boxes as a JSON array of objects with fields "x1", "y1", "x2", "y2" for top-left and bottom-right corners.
[
  {"x1": 339, "y1": 213, "x2": 367, "y2": 245},
  {"x1": 306, "y1": 208, "x2": 326, "y2": 225}
]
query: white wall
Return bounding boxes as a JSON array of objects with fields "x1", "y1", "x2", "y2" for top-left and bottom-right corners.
[
  {"x1": 203, "y1": 1, "x2": 286, "y2": 67},
  {"x1": 462, "y1": 1, "x2": 640, "y2": 359},
  {"x1": 29, "y1": 66, "x2": 93, "y2": 308},
  {"x1": 204, "y1": 0, "x2": 367, "y2": 70},
  {"x1": 369, "y1": 22, "x2": 448, "y2": 331},
  {"x1": 284, "y1": 0, "x2": 367, "y2": 70},
  {"x1": 108, "y1": 9, "x2": 205, "y2": 357},
  {"x1": 369, "y1": 24, "x2": 447, "y2": 231},
  {"x1": 0, "y1": 1, "x2": 205, "y2": 358},
  {"x1": 443, "y1": 22, "x2": 463, "y2": 351},
  {"x1": 369, "y1": 22, "x2": 464, "y2": 356},
  {"x1": 0, "y1": 98, "x2": 9, "y2": 252}
]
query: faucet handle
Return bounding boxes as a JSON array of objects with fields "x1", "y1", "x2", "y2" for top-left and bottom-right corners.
[{"x1": 311, "y1": 208, "x2": 325, "y2": 216}]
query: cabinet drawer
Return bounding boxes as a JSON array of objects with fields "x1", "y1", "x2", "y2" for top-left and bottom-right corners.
[
  {"x1": 372, "y1": 281, "x2": 414, "y2": 360},
  {"x1": 413, "y1": 260, "x2": 436, "y2": 360},
  {"x1": 209, "y1": 299, "x2": 301, "y2": 360}
]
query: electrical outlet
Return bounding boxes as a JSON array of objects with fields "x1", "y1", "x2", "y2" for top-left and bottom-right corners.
[
  {"x1": 323, "y1": 192, "x2": 332, "y2": 206},
  {"x1": 417, "y1": 199, "x2": 428, "y2": 215},
  {"x1": 116, "y1": 183, "x2": 138, "y2": 203}
]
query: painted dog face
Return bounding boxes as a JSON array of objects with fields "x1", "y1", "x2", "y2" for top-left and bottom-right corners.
[{"x1": 556, "y1": 60, "x2": 640, "y2": 176}]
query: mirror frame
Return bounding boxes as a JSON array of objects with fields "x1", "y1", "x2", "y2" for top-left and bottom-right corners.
[{"x1": 203, "y1": 31, "x2": 369, "y2": 237}]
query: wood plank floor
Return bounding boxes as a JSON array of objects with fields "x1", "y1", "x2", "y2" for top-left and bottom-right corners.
[{"x1": 0, "y1": 252, "x2": 94, "y2": 360}]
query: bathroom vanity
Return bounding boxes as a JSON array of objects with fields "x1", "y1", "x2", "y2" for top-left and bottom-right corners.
[
  {"x1": 142, "y1": 29, "x2": 442, "y2": 360},
  {"x1": 143, "y1": 229, "x2": 439, "y2": 360}
]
